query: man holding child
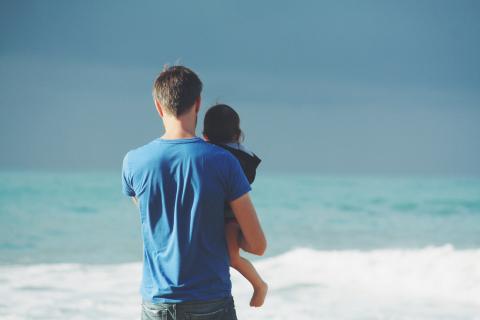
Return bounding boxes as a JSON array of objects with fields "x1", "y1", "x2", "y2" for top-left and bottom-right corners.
[{"x1": 122, "y1": 66, "x2": 266, "y2": 320}]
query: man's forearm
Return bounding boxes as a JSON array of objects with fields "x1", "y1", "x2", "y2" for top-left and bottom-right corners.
[
  {"x1": 238, "y1": 233, "x2": 262, "y2": 255},
  {"x1": 230, "y1": 193, "x2": 267, "y2": 256}
]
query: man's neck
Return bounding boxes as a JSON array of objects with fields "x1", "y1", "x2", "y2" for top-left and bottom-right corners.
[{"x1": 161, "y1": 115, "x2": 197, "y2": 140}]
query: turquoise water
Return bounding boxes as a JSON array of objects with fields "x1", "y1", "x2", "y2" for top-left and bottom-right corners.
[
  {"x1": 1, "y1": 171, "x2": 479, "y2": 264},
  {"x1": 1, "y1": 172, "x2": 480, "y2": 319}
]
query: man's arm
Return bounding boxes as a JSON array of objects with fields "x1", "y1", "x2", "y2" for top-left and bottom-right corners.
[{"x1": 229, "y1": 193, "x2": 267, "y2": 256}]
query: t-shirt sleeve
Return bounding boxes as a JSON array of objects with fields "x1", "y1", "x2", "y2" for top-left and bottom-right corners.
[
  {"x1": 121, "y1": 153, "x2": 136, "y2": 197},
  {"x1": 225, "y1": 155, "x2": 252, "y2": 202}
]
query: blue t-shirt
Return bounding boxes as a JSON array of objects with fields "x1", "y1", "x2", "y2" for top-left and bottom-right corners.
[{"x1": 121, "y1": 136, "x2": 251, "y2": 303}]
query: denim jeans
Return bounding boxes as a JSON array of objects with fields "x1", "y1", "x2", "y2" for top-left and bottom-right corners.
[{"x1": 141, "y1": 296, "x2": 238, "y2": 320}]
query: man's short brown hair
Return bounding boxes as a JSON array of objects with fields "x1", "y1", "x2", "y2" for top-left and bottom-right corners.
[{"x1": 152, "y1": 66, "x2": 203, "y2": 117}]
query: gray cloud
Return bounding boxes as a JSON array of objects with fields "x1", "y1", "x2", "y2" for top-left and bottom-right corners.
[{"x1": 1, "y1": 0, "x2": 479, "y2": 175}]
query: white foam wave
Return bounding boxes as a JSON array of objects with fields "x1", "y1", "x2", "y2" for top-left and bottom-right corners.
[{"x1": 1, "y1": 245, "x2": 479, "y2": 319}]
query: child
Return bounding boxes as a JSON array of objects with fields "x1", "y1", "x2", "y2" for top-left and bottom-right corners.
[{"x1": 203, "y1": 104, "x2": 268, "y2": 307}]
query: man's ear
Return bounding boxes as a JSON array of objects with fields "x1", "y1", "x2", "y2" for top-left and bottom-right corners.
[
  {"x1": 194, "y1": 96, "x2": 201, "y2": 114},
  {"x1": 154, "y1": 98, "x2": 164, "y2": 118}
]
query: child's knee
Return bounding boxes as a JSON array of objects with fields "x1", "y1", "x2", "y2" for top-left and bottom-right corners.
[{"x1": 229, "y1": 253, "x2": 242, "y2": 269}]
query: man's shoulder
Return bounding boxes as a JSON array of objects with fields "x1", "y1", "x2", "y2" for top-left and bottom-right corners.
[
  {"x1": 123, "y1": 139, "x2": 158, "y2": 161},
  {"x1": 123, "y1": 138, "x2": 177, "y2": 175}
]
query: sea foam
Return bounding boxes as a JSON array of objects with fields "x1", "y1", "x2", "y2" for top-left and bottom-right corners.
[{"x1": 1, "y1": 245, "x2": 479, "y2": 320}]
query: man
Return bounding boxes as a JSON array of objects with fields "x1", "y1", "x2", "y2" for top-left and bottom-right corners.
[{"x1": 121, "y1": 66, "x2": 266, "y2": 320}]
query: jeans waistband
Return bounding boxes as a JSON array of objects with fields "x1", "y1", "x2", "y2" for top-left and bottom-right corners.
[{"x1": 143, "y1": 295, "x2": 233, "y2": 307}]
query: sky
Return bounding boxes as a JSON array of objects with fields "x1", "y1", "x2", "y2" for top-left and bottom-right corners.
[{"x1": 1, "y1": 0, "x2": 479, "y2": 176}]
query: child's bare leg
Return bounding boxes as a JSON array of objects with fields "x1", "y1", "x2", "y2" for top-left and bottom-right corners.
[{"x1": 225, "y1": 220, "x2": 268, "y2": 307}]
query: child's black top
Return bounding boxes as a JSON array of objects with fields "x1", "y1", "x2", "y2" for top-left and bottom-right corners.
[
  {"x1": 211, "y1": 142, "x2": 261, "y2": 220},
  {"x1": 212, "y1": 143, "x2": 261, "y2": 184}
]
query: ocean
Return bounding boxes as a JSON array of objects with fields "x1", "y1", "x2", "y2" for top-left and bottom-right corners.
[{"x1": 1, "y1": 171, "x2": 479, "y2": 319}]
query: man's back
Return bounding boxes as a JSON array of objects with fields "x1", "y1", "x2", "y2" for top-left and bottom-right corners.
[{"x1": 122, "y1": 137, "x2": 251, "y2": 303}]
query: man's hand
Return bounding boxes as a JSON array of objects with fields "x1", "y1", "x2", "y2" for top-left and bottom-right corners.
[
  {"x1": 131, "y1": 197, "x2": 138, "y2": 207},
  {"x1": 230, "y1": 193, "x2": 267, "y2": 256}
]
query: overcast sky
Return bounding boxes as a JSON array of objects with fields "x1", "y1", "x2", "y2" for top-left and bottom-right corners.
[{"x1": 1, "y1": 0, "x2": 479, "y2": 176}]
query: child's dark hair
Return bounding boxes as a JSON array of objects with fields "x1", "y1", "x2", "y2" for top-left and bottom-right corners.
[{"x1": 203, "y1": 104, "x2": 243, "y2": 144}]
